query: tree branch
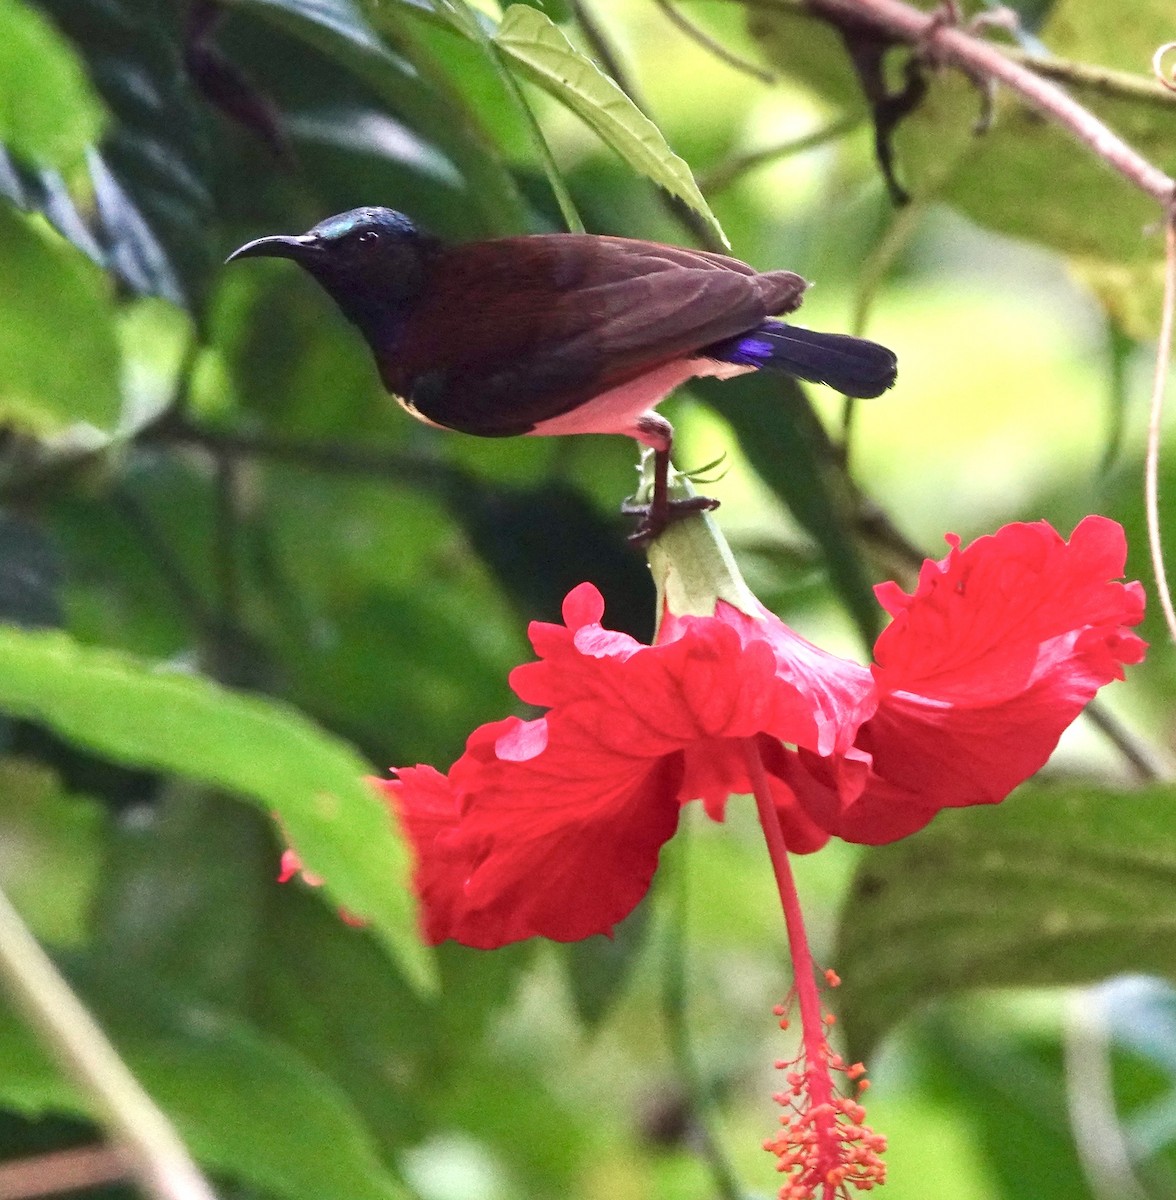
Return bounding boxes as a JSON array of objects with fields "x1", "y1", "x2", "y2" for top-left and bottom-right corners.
[{"x1": 733, "y1": 0, "x2": 1175, "y2": 204}]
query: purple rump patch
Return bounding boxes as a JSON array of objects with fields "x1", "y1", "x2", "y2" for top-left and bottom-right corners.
[{"x1": 708, "y1": 334, "x2": 775, "y2": 366}]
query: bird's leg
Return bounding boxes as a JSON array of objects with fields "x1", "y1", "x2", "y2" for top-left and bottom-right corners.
[{"x1": 623, "y1": 415, "x2": 720, "y2": 545}]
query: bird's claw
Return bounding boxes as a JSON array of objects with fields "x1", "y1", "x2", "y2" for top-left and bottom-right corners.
[{"x1": 622, "y1": 494, "x2": 720, "y2": 547}]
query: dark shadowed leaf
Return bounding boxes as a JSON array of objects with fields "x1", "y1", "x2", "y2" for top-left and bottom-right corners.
[
  {"x1": 0, "y1": 511, "x2": 63, "y2": 629},
  {"x1": 92, "y1": 790, "x2": 275, "y2": 1010},
  {"x1": 0, "y1": 960, "x2": 409, "y2": 1200},
  {"x1": 561, "y1": 900, "x2": 651, "y2": 1028},
  {"x1": 32, "y1": 0, "x2": 215, "y2": 306},
  {"x1": 445, "y1": 475, "x2": 655, "y2": 638},
  {"x1": 235, "y1": 0, "x2": 528, "y2": 232},
  {"x1": 836, "y1": 781, "x2": 1176, "y2": 1060}
]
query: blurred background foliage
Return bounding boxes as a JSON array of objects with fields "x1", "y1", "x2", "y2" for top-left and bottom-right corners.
[{"x1": 0, "y1": 0, "x2": 1175, "y2": 1197}]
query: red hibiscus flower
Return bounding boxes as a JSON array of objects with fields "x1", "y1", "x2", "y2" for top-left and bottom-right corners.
[
  {"x1": 372, "y1": 510, "x2": 1143, "y2": 1200},
  {"x1": 382, "y1": 515, "x2": 1144, "y2": 950}
]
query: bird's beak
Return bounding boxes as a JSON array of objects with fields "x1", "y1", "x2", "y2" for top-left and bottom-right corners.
[{"x1": 225, "y1": 233, "x2": 320, "y2": 265}]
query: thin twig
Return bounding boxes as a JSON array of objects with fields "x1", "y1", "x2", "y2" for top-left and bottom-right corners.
[
  {"x1": 1144, "y1": 210, "x2": 1176, "y2": 642},
  {"x1": 653, "y1": 0, "x2": 775, "y2": 83},
  {"x1": 1083, "y1": 700, "x2": 1167, "y2": 784},
  {"x1": 738, "y1": 0, "x2": 1176, "y2": 108},
  {"x1": 699, "y1": 114, "x2": 860, "y2": 193},
  {"x1": 0, "y1": 885, "x2": 217, "y2": 1200},
  {"x1": 147, "y1": 414, "x2": 460, "y2": 487},
  {"x1": 1063, "y1": 991, "x2": 1152, "y2": 1200},
  {"x1": 1153, "y1": 42, "x2": 1176, "y2": 94},
  {"x1": 1008, "y1": 46, "x2": 1176, "y2": 110}
]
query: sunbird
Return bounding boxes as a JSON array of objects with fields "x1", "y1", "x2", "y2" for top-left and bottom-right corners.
[{"x1": 228, "y1": 207, "x2": 897, "y2": 539}]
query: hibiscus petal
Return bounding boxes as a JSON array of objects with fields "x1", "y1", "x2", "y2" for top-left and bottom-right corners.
[
  {"x1": 777, "y1": 517, "x2": 1147, "y2": 844},
  {"x1": 387, "y1": 715, "x2": 683, "y2": 948},
  {"x1": 447, "y1": 733, "x2": 684, "y2": 947},
  {"x1": 872, "y1": 516, "x2": 1146, "y2": 704}
]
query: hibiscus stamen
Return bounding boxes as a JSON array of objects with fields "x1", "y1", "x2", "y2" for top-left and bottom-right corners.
[{"x1": 743, "y1": 740, "x2": 886, "y2": 1199}]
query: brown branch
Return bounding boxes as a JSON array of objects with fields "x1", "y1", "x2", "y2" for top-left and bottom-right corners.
[
  {"x1": 733, "y1": 0, "x2": 1176, "y2": 204},
  {"x1": 0, "y1": 886, "x2": 217, "y2": 1200},
  {"x1": 0, "y1": 1146, "x2": 128, "y2": 1200}
]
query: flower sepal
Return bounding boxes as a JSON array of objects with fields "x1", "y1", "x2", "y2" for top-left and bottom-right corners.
[{"x1": 637, "y1": 450, "x2": 764, "y2": 628}]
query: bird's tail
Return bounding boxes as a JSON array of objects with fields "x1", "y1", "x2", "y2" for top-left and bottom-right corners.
[{"x1": 705, "y1": 320, "x2": 897, "y2": 399}]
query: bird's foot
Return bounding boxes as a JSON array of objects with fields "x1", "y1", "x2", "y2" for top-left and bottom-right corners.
[{"x1": 622, "y1": 494, "x2": 720, "y2": 547}]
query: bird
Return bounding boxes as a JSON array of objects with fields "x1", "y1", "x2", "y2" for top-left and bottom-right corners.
[{"x1": 226, "y1": 207, "x2": 897, "y2": 541}]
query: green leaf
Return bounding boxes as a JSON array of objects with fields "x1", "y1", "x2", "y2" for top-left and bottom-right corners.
[
  {"x1": 256, "y1": 889, "x2": 539, "y2": 1156},
  {"x1": 0, "y1": 626, "x2": 434, "y2": 993},
  {"x1": 835, "y1": 781, "x2": 1176, "y2": 1060},
  {"x1": 744, "y1": 5, "x2": 868, "y2": 112},
  {"x1": 0, "y1": 961, "x2": 409, "y2": 1200},
  {"x1": 0, "y1": 207, "x2": 121, "y2": 434},
  {"x1": 0, "y1": 0, "x2": 104, "y2": 168},
  {"x1": 492, "y1": 4, "x2": 727, "y2": 247},
  {"x1": 561, "y1": 901, "x2": 650, "y2": 1028},
  {"x1": 0, "y1": 758, "x2": 106, "y2": 945},
  {"x1": 93, "y1": 790, "x2": 275, "y2": 1009}
]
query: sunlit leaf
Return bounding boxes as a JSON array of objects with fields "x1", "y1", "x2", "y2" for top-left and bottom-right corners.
[
  {"x1": 492, "y1": 4, "x2": 727, "y2": 247},
  {"x1": 0, "y1": 207, "x2": 121, "y2": 434},
  {"x1": 0, "y1": 625, "x2": 434, "y2": 992},
  {"x1": 0, "y1": 0, "x2": 104, "y2": 168}
]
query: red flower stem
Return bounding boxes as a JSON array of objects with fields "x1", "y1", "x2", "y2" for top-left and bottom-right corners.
[{"x1": 742, "y1": 739, "x2": 834, "y2": 1109}]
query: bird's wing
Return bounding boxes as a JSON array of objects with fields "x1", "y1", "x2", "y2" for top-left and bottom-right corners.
[{"x1": 382, "y1": 235, "x2": 806, "y2": 435}]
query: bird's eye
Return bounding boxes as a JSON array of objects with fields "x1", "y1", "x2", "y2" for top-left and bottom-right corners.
[{"x1": 358, "y1": 230, "x2": 381, "y2": 246}]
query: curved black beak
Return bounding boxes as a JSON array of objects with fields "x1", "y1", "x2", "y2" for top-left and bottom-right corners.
[{"x1": 225, "y1": 233, "x2": 320, "y2": 265}]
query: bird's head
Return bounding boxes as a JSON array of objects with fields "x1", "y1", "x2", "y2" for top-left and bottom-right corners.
[{"x1": 226, "y1": 207, "x2": 440, "y2": 341}]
